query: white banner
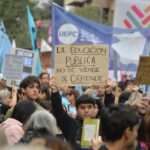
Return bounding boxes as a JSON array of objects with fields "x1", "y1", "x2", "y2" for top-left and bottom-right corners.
[
  {"x1": 112, "y1": 0, "x2": 150, "y2": 74},
  {"x1": 114, "y1": 0, "x2": 150, "y2": 28}
]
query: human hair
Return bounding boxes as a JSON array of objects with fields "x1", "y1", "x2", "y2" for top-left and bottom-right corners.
[
  {"x1": 118, "y1": 91, "x2": 131, "y2": 104},
  {"x1": 0, "y1": 79, "x2": 6, "y2": 90},
  {"x1": 25, "y1": 110, "x2": 58, "y2": 136},
  {"x1": 0, "y1": 88, "x2": 11, "y2": 102},
  {"x1": 11, "y1": 100, "x2": 36, "y2": 124},
  {"x1": 19, "y1": 76, "x2": 40, "y2": 90},
  {"x1": 40, "y1": 85, "x2": 51, "y2": 100},
  {"x1": 39, "y1": 72, "x2": 49, "y2": 79},
  {"x1": 100, "y1": 104, "x2": 140, "y2": 142},
  {"x1": 66, "y1": 88, "x2": 79, "y2": 100},
  {"x1": 45, "y1": 136, "x2": 72, "y2": 150},
  {"x1": 38, "y1": 100, "x2": 52, "y2": 112},
  {"x1": 76, "y1": 94, "x2": 96, "y2": 108},
  {"x1": 95, "y1": 99, "x2": 103, "y2": 117},
  {"x1": 138, "y1": 110, "x2": 150, "y2": 142}
]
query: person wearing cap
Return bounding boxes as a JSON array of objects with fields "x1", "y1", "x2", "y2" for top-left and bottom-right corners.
[{"x1": 50, "y1": 84, "x2": 97, "y2": 149}]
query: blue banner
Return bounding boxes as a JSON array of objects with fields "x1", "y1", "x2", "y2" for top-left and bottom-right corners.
[
  {"x1": 52, "y1": 3, "x2": 150, "y2": 76},
  {"x1": 52, "y1": 4, "x2": 150, "y2": 45}
]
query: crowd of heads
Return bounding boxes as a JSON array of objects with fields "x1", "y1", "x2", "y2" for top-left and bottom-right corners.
[{"x1": 0, "y1": 72, "x2": 149, "y2": 150}]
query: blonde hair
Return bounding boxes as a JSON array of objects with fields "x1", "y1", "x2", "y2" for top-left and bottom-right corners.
[{"x1": 0, "y1": 89, "x2": 11, "y2": 102}]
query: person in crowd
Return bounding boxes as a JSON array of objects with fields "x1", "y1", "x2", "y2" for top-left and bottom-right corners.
[
  {"x1": 45, "y1": 136, "x2": 72, "y2": 150},
  {"x1": 138, "y1": 110, "x2": 150, "y2": 150},
  {"x1": 0, "y1": 87, "x2": 17, "y2": 108},
  {"x1": 19, "y1": 75, "x2": 40, "y2": 102},
  {"x1": 0, "y1": 118, "x2": 24, "y2": 145},
  {"x1": 0, "y1": 128, "x2": 8, "y2": 148},
  {"x1": 97, "y1": 85, "x2": 105, "y2": 100},
  {"x1": 17, "y1": 88, "x2": 24, "y2": 102},
  {"x1": 39, "y1": 72, "x2": 50, "y2": 87},
  {"x1": 38, "y1": 100, "x2": 52, "y2": 112},
  {"x1": 104, "y1": 85, "x2": 115, "y2": 107},
  {"x1": 84, "y1": 86, "x2": 103, "y2": 118},
  {"x1": 91, "y1": 136, "x2": 103, "y2": 150},
  {"x1": 0, "y1": 78, "x2": 6, "y2": 90},
  {"x1": 126, "y1": 96, "x2": 149, "y2": 116},
  {"x1": 100, "y1": 104, "x2": 140, "y2": 150},
  {"x1": 5, "y1": 76, "x2": 43, "y2": 119},
  {"x1": 121, "y1": 80, "x2": 143, "y2": 105},
  {"x1": 19, "y1": 75, "x2": 46, "y2": 110},
  {"x1": 119, "y1": 91, "x2": 132, "y2": 104},
  {"x1": 0, "y1": 88, "x2": 12, "y2": 119},
  {"x1": 22, "y1": 110, "x2": 59, "y2": 143},
  {"x1": 11, "y1": 100, "x2": 36, "y2": 125},
  {"x1": 118, "y1": 74, "x2": 128, "y2": 91},
  {"x1": 58, "y1": 85, "x2": 73, "y2": 112},
  {"x1": 66, "y1": 88, "x2": 79, "y2": 118},
  {"x1": 0, "y1": 87, "x2": 17, "y2": 122},
  {"x1": 38, "y1": 79, "x2": 53, "y2": 112},
  {"x1": 91, "y1": 99, "x2": 103, "y2": 118},
  {"x1": 84, "y1": 86, "x2": 98, "y2": 98},
  {"x1": 39, "y1": 84, "x2": 51, "y2": 101},
  {"x1": 50, "y1": 82, "x2": 98, "y2": 149},
  {"x1": 29, "y1": 136, "x2": 72, "y2": 150}
]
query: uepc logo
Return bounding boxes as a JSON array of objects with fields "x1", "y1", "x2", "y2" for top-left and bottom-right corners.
[{"x1": 58, "y1": 24, "x2": 79, "y2": 44}]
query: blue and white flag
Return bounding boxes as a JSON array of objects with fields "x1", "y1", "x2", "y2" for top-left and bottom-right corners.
[
  {"x1": 0, "y1": 20, "x2": 6, "y2": 33},
  {"x1": 52, "y1": 3, "x2": 150, "y2": 46},
  {"x1": 51, "y1": 3, "x2": 150, "y2": 77},
  {"x1": 27, "y1": 6, "x2": 37, "y2": 50},
  {"x1": 0, "y1": 24, "x2": 11, "y2": 72},
  {"x1": 27, "y1": 6, "x2": 42, "y2": 76},
  {"x1": 52, "y1": 4, "x2": 116, "y2": 45},
  {"x1": 33, "y1": 50, "x2": 42, "y2": 76}
]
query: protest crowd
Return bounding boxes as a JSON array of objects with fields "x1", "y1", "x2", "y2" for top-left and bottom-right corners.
[
  {"x1": 0, "y1": 1, "x2": 150, "y2": 150},
  {"x1": 0, "y1": 72, "x2": 149, "y2": 150}
]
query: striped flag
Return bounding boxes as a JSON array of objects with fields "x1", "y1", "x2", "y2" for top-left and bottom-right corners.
[
  {"x1": 124, "y1": 4, "x2": 150, "y2": 28},
  {"x1": 114, "y1": 0, "x2": 150, "y2": 29}
]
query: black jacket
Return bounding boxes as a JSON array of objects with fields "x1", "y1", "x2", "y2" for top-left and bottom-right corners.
[
  {"x1": 51, "y1": 92, "x2": 83, "y2": 149},
  {"x1": 104, "y1": 93, "x2": 115, "y2": 107}
]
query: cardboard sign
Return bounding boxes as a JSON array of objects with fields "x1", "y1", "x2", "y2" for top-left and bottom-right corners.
[
  {"x1": 15, "y1": 48, "x2": 34, "y2": 79},
  {"x1": 136, "y1": 56, "x2": 150, "y2": 84},
  {"x1": 2, "y1": 55, "x2": 24, "y2": 80},
  {"x1": 81, "y1": 118, "x2": 100, "y2": 148},
  {"x1": 55, "y1": 45, "x2": 109, "y2": 86}
]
